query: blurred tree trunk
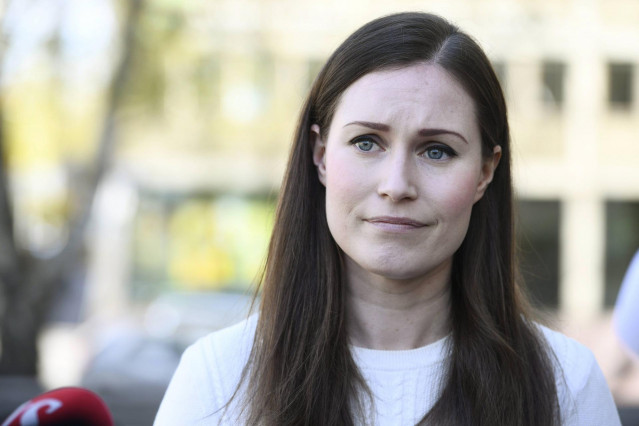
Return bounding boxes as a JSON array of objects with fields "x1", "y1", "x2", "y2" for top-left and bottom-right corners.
[{"x1": 0, "y1": 0, "x2": 144, "y2": 377}]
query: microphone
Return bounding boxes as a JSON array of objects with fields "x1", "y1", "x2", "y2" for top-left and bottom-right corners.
[{"x1": 2, "y1": 387, "x2": 114, "y2": 426}]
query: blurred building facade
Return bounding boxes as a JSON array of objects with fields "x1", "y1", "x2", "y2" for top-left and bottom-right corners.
[
  {"x1": 104, "y1": 0, "x2": 639, "y2": 317},
  {"x1": 8, "y1": 0, "x2": 635, "y2": 414}
]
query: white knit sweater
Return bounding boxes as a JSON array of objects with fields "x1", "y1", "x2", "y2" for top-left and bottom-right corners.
[{"x1": 155, "y1": 315, "x2": 621, "y2": 425}]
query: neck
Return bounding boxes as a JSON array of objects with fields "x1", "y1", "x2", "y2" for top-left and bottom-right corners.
[{"x1": 345, "y1": 257, "x2": 452, "y2": 351}]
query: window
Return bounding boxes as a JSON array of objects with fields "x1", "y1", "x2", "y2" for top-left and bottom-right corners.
[
  {"x1": 542, "y1": 61, "x2": 566, "y2": 108},
  {"x1": 608, "y1": 62, "x2": 634, "y2": 109},
  {"x1": 605, "y1": 201, "x2": 639, "y2": 307},
  {"x1": 516, "y1": 200, "x2": 561, "y2": 309}
]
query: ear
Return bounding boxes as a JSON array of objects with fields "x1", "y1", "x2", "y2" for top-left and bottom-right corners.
[
  {"x1": 311, "y1": 124, "x2": 327, "y2": 186},
  {"x1": 474, "y1": 145, "x2": 502, "y2": 202}
]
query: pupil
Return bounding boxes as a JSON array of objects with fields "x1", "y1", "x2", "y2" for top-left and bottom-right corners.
[
  {"x1": 359, "y1": 141, "x2": 372, "y2": 151},
  {"x1": 429, "y1": 148, "x2": 443, "y2": 159}
]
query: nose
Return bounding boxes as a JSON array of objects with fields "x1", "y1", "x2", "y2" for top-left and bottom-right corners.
[{"x1": 377, "y1": 152, "x2": 418, "y2": 202}]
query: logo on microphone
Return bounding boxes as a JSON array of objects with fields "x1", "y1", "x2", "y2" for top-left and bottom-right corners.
[
  {"x1": 2, "y1": 387, "x2": 113, "y2": 426},
  {"x1": 2, "y1": 398, "x2": 63, "y2": 426}
]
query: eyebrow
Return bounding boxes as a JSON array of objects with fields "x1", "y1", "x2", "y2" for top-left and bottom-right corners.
[{"x1": 344, "y1": 121, "x2": 468, "y2": 144}]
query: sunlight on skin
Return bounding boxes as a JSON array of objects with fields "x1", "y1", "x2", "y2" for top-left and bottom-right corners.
[{"x1": 312, "y1": 63, "x2": 501, "y2": 350}]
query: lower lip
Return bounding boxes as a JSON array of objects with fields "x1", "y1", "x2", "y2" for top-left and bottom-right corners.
[{"x1": 365, "y1": 220, "x2": 427, "y2": 233}]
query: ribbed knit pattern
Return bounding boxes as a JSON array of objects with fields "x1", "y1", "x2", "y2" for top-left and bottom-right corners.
[
  {"x1": 352, "y1": 338, "x2": 449, "y2": 425},
  {"x1": 154, "y1": 315, "x2": 621, "y2": 426}
]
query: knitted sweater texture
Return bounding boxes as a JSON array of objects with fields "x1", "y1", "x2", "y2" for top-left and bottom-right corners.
[{"x1": 155, "y1": 315, "x2": 621, "y2": 425}]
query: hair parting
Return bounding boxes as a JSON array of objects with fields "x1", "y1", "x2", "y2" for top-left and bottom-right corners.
[{"x1": 225, "y1": 12, "x2": 561, "y2": 426}]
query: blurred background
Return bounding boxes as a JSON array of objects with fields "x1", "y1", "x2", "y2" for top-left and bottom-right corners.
[{"x1": 0, "y1": 0, "x2": 638, "y2": 424}]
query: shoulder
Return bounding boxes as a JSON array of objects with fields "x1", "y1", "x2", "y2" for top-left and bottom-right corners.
[
  {"x1": 537, "y1": 324, "x2": 596, "y2": 386},
  {"x1": 193, "y1": 313, "x2": 258, "y2": 372},
  {"x1": 536, "y1": 324, "x2": 621, "y2": 426},
  {"x1": 187, "y1": 314, "x2": 257, "y2": 390},
  {"x1": 154, "y1": 315, "x2": 258, "y2": 425}
]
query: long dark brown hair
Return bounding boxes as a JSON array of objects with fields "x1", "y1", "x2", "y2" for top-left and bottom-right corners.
[{"x1": 232, "y1": 12, "x2": 560, "y2": 426}]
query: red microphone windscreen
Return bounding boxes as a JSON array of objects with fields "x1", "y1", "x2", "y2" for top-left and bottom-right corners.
[{"x1": 2, "y1": 387, "x2": 114, "y2": 426}]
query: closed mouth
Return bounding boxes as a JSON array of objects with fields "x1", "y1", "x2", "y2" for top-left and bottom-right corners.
[{"x1": 365, "y1": 216, "x2": 427, "y2": 227}]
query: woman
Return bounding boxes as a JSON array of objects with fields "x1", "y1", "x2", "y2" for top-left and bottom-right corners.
[{"x1": 155, "y1": 12, "x2": 620, "y2": 426}]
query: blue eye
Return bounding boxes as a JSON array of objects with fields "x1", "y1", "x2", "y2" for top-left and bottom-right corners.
[
  {"x1": 352, "y1": 136, "x2": 378, "y2": 152},
  {"x1": 356, "y1": 141, "x2": 374, "y2": 151},
  {"x1": 427, "y1": 147, "x2": 444, "y2": 159},
  {"x1": 425, "y1": 145, "x2": 456, "y2": 160}
]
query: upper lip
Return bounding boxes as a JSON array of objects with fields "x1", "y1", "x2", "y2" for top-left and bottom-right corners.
[{"x1": 365, "y1": 216, "x2": 427, "y2": 227}]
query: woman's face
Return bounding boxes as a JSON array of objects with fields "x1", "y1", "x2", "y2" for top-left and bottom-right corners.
[{"x1": 312, "y1": 63, "x2": 500, "y2": 284}]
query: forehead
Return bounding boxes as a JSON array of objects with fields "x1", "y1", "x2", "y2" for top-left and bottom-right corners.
[{"x1": 331, "y1": 63, "x2": 478, "y2": 134}]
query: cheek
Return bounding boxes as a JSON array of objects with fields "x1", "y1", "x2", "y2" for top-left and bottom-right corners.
[
  {"x1": 430, "y1": 169, "x2": 481, "y2": 218},
  {"x1": 324, "y1": 149, "x2": 369, "y2": 207}
]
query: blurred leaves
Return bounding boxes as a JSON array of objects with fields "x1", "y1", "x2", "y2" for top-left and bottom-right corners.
[
  {"x1": 133, "y1": 195, "x2": 274, "y2": 295},
  {"x1": 0, "y1": 0, "x2": 144, "y2": 375}
]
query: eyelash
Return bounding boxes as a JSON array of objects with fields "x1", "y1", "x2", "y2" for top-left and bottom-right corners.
[
  {"x1": 349, "y1": 135, "x2": 458, "y2": 160},
  {"x1": 351, "y1": 135, "x2": 380, "y2": 152},
  {"x1": 423, "y1": 145, "x2": 458, "y2": 160}
]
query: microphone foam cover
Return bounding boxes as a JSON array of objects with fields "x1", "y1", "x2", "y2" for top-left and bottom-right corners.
[{"x1": 2, "y1": 387, "x2": 114, "y2": 426}]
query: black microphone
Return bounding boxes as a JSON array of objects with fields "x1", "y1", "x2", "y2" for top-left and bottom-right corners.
[{"x1": 2, "y1": 387, "x2": 114, "y2": 426}]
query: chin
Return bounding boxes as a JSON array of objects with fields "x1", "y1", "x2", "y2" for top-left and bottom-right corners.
[
  {"x1": 354, "y1": 252, "x2": 454, "y2": 283},
  {"x1": 363, "y1": 262, "x2": 439, "y2": 282}
]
